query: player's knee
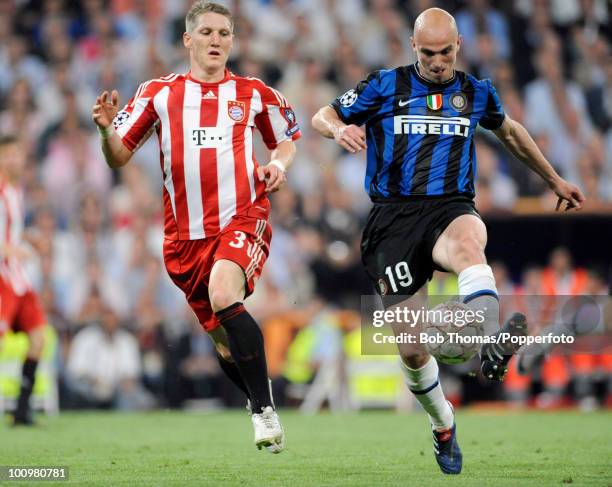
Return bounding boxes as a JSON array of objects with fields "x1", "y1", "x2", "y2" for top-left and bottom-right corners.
[
  {"x1": 400, "y1": 351, "x2": 430, "y2": 369},
  {"x1": 27, "y1": 327, "x2": 45, "y2": 358},
  {"x1": 209, "y1": 288, "x2": 241, "y2": 313},
  {"x1": 452, "y1": 234, "x2": 486, "y2": 267}
]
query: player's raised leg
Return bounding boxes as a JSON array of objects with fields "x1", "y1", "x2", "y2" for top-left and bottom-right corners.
[
  {"x1": 208, "y1": 326, "x2": 252, "y2": 402},
  {"x1": 432, "y1": 214, "x2": 527, "y2": 380},
  {"x1": 391, "y1": 294, "x2": 462, "y2": 474},
  {"x1": 209, "y1": 259, "x2": 284, "y2": 453}
]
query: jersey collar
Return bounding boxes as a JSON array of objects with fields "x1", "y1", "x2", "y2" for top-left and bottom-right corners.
[
  {"x1": 412, "y1": 63, "x2": 457, "y2": 88},
  {"x1": 186, "y1": 68, "x2": 232, "y2": 85}
]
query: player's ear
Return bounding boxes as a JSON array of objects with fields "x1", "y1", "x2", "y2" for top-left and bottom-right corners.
[
  {"x1": 183, "y1": 31, "x2": 191, "y2": 49},
  {"x1": 456, "y1": 35, "x2": 462, "y2": 53},
  {"x1": 410, "y1": 36, "x2": 416, "y2": 53}
]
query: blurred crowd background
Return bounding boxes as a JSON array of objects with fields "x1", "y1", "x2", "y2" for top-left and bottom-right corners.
[{"x1": 0, "y1": 0, "x2": 610, "y2": 413}]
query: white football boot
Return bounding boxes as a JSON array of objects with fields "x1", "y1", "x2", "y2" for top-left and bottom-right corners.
[{"x1": 251, "y1": 406, "x2": 285, "y2": 454}]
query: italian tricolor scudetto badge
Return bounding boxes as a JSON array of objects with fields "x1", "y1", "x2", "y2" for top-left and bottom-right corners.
[{"x1": 426, "y1": 94, "x2": 443, "y2": 110}]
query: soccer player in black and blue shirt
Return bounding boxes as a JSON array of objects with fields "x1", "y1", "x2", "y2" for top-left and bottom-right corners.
[{"x1": 312, "y1": 8, "x2": 585, "y2": 475}]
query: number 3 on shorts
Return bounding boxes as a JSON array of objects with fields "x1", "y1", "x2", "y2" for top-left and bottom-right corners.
[
  {"x1": 384, "y1": 261, "x2": 413, "y2": 293},
  {"x1": 229, "y1": 230, "x2": 247, "y2": 248}
]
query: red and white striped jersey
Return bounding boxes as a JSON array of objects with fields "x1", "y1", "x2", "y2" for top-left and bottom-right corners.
[
  {"x1": 0, "y1": 180, "x2": 30, "y2": 295},
  {"x1": 114, "y1": 69, "x2": 301, "y2": 240}
]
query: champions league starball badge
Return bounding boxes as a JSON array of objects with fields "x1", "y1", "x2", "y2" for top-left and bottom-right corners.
[
  {"x1": 340, "y1": 89, "x2": 358, "y2": 107},
  {"x1": 113, "y1": 110, "x2": 130, "y2": 128}
]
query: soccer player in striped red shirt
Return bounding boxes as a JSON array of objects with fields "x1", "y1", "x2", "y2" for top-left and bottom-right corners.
[
  {"x1": 92, "y1": 2, "x2": 300, "y2": 453},
  {"x1": 0, "y1": 136, "x2": 48, "y2": 426}
]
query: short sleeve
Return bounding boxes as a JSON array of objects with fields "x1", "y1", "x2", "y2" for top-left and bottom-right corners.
[
  {"x1": 330, "y1": 71, "x2": 382, "y2": 126},
  {"x1": 113, "y1": 81, "x2": 160, "y2": 152},
  {"x1": 478, "y1": 79, "x2": 505, "y2": 130},
  {"x1": 254, "y1": 85, "x2": 301, "y2": 150}
]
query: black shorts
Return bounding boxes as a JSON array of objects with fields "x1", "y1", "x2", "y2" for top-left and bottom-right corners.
[{"x1": 360, "y1": 195, "x2": 479, "y2": 305}]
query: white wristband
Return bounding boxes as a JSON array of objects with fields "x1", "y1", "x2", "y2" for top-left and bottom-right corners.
[
  {"x1": 97, "y1": 124, "x2": 115, "y2": 139},
  {"x1": 268, "y1": 159, "x2": 286, "y2": 173}
]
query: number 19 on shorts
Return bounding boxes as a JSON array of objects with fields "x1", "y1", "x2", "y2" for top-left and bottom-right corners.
[{"x1": 384, "y1": 261, "x2": 413, "y2": 293}]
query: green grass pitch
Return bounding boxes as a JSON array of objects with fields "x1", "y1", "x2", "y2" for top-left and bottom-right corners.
[{"x1": 1, "y1": 410, "x2": 610, "y2": 486}]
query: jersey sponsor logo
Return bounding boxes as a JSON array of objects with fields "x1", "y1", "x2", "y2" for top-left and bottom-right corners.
[
  {"x1": 190, "y1": 127, "x2": 224, "y2": 148},
  {"x1": 450, "y1": 92, "x2": 467, "y2": 111},
  {"x1": 398, "y1": 98, "x2": 418, "y2": 107},
  {"x1": 339, "y1": 89, "x2": 358, "y2": 107},
  {"x1": 393, "y1": 115, "x2": 470, "y2": 137},
  {"x1": 202, "y1": 90, "x2": 217, "y2": 99},
  {"x1": 426, "y1": 94, "x2": 443, "y2": 110},
  {"x1": 227, "y1": 100, "x2": 246, "y2": 122},
  {"x1": 113, "y1": 110, "x2": 130, "y2": 128}
]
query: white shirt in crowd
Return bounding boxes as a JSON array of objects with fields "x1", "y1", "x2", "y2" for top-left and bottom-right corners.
[{"x1": 67, "y1": 325, "x2": 141, "y2": 401}]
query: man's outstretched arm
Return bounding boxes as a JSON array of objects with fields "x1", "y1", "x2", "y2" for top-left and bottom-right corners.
[
  {"x1": 493, "y1": 115, "x2": 586, "y2": 211},
  {"x1": 257, "y1": 139, "x2": 297, "y2": 193},
  {"x1": 311, "y1": 106, "x2": 367, "y2": 153},
  {"x1": 92, "y1": 90, "x2": 133, "y2": 169}
]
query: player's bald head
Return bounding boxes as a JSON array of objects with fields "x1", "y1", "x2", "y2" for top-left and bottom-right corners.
[
  {"x1": 413, "y1": 8, "x2": 458, "y2": 44},
  {"x1": 411, "y1": 8, "x2": 460, "y2": 83}
]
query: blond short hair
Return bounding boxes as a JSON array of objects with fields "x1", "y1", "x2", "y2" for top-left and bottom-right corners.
[{"x1": 185, "y1": 1, "x2": 233, "y2": 33}]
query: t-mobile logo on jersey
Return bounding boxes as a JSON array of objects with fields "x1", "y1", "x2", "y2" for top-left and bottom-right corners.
[{"x1": 190, "y1": 127, "x2": 224, "y2": 148}]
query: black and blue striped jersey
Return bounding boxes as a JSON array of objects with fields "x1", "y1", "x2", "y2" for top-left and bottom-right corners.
[{"x1": 330, "y1": 63, "x2": 505, "y2": 201}]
